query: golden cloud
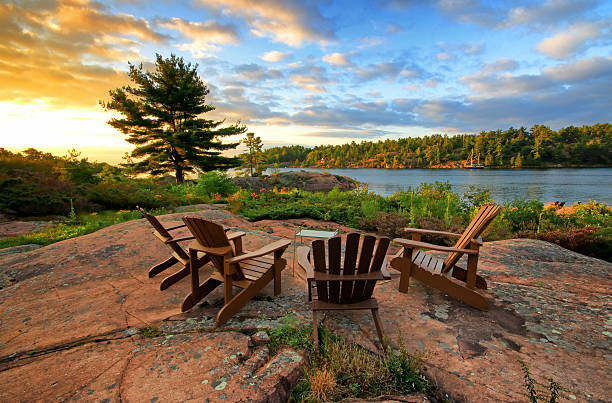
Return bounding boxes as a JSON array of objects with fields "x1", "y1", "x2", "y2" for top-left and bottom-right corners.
[
  {"x1": 0, "y1": 0, "x2": 166, "y2": 108},
  {"x1": 196, "y1": 0, "x2": 333, "y2": 47},
  {"x1": 157, "y1": 18, "x2": 239, "y2": 57}
]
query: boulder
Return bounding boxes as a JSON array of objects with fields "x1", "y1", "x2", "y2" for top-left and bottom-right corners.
[{"x1": 233, "y1": 170, "x2": 357, "y2": 193}]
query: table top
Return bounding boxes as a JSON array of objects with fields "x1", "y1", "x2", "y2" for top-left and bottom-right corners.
[{"x1": 295, "y1": 229, "x2": 338, "y2": 238}]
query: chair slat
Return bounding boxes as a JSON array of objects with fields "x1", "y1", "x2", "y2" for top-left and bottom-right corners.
[
  {"x1": 340, "y1": 233, "x2": 360, "y2": 303},
  {"x1": 362, "y1": 237, "x2": 390, "y2": 298},
  {"x1": 312, "y1": 239, "x2": 328, "y2": 302},
  {"x1": 352, "y1": 235, "x2": 376, "y2": 300},
  {"x1": 443, "y1": 205, "x2": 499, "y2": 271},
  {"x1": 328, "y1": 236, "x2": 342, "y2": 304},
  {"x1": 433, "y1": 258, "x2": 444, "y2": 274}
]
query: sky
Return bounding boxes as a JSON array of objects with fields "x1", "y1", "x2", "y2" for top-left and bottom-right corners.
[{"x1": 2, "y1": 0, "x2": 612, "y2": 164}]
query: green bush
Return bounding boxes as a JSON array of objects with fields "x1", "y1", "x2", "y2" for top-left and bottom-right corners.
[{"x1": 194, "y1": 171, "x2": 238, "y2": 197}]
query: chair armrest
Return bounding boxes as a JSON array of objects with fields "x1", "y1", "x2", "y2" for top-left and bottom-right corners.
[
  {"x1": 311, "y1": 271, "x2": 387, "y2": 281},
  {"x1": 165, "y1": 236, "x2": 195, "y2": 244},
  {"x1": 297, "y1": 246, "x2": 314, "y2": 279},
  {"x1": 403, "y1": 227, "x2": 462, "y2": 238},
  {"x1": 166, "y1": 223, "x2": 187, "y2": 231},
  {"x1": 188, "y1": 242, "x2": 233, "y2": 256},
  {"x1": 227, "y1": 239, "x2": 291, "y2": 264},
  {"x1": 393, "y1": 238, "x2": 479, "y2": 255},
  {"x1": 227, "y1": 231, "x2": 246, "y2": 241}
]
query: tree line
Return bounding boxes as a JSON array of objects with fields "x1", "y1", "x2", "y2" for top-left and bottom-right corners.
[{"x1": 262, "y1": 124, "x2": 611, "y2": 168}]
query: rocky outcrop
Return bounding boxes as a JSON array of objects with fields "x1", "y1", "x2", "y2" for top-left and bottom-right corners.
[
  {"x1": 1, "y1": 205, "x2": 610, "y2": 402},
  {"x1": 233, "y1": 170, "x2": 357, "y2": 192}
]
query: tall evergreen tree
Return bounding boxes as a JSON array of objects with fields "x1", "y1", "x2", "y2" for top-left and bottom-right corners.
[
  {"x1": 102, "y1": 54, "x2": 246, "y2": 183},
  {"x1": 239, "y1": 132, "x2": 266, "y2": 176}
]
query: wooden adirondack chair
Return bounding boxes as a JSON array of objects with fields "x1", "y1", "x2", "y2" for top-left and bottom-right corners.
[
  {"x1": 136, "y1": 206, "x2": 196, "y2": 290},
  {"x1": 297, "y1": 233, "x2": 391, "y2": 351},
  {"x1": 137, "y1": 206, "x2": 244, "y2": 291},
  {"x1": 182, "y1": 216, "x2": 291, "y2": 326},
  {"x1": 390, "y1": 204, "x2": 501, "y2": 311}
]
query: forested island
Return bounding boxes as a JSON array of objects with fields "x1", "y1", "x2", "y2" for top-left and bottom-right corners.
[{"x1": 262, "y1": 124, "x2": 611, "y2": 168}]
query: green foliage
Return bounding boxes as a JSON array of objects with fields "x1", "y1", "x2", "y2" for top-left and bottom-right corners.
[
  {"x1": 230, "y1": 183, "x2": 610, "y2": 261},
  {"x1": 194, "y1": 171, "x2": 238, "y2": 197},
  {"x1": 290, "y1": 329, "x2": 430, "y2": 402},
  {"x1": 463, "y1": 185, "x2": 493, "y2": 209},
  {"x1": 102, "y1": 53, "x2": 247, "y2": 183},
  {"x1": 500, "y1": 200, "x2": 545, "y2": 232},
  {"x1": 268, "y1": 315, "x2": 314, "y2": 355},
  {"x1": 140, "y1": 326, "x2": 166, "y2": 338},
  {"x1": 261, "y1": 123, "x2": 611, "y2": 168},
  {"x1": 519, "y1": 360, "x2": 567, "y2": 403},
  {"x1": 237, "y1": 132, "x2": 266, "y2": 176}
]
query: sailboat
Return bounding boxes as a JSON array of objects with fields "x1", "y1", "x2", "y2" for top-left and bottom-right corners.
[{"x1": 463, "y1": 149, "x2": 485, "y2": 169}]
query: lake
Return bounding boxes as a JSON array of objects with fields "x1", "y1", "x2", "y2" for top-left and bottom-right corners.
[{"x1": 263, "y1": 168, "x2": 612, "y2": 204}]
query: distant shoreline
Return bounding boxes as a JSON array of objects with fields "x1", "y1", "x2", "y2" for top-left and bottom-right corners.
[{"x1": 267, "y1": 164, "x2": 612, "y2": 169}]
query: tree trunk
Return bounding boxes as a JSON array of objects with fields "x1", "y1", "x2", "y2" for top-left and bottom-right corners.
[{"x1": 175, "y1": 167, "x2": 184, "y2": 184}]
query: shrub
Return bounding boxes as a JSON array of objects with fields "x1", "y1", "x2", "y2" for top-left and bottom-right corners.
[
  {"x1": 194, "y1": 171, "x2": 238, "y2": 197},
  {"x1": 537, "y1": 226, "x2": 611, "y2": 261},
  {"x1": 500, "y1": 199, "x2": 544, "y2": 232}
]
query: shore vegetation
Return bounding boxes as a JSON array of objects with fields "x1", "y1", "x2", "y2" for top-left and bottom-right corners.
[
  {"x1": 262, "y1": 123, "x2": 611, "y2": 169},
  {"x1": 1, "y1": 148, "x2": 609, "y2": 261}
]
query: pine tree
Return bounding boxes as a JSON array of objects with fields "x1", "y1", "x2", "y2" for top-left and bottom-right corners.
[
  {"x1": 102, "y1": 54, "x2": 246, "y2": 183},
  {"x1": 240, "y1": 132, "x2": 266, "y2": 176}
]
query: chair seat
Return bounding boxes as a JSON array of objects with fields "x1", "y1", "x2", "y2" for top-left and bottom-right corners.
[
  {"x1": 313, "y1": 298, "x2": 378, "y2": 311},
  {"x1": 412, "y1": 250, "x2": 444, "y2": 274}
]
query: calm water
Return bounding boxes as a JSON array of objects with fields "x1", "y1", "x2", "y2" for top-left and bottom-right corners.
[{"x1": 264, "y1": 168, "x2": 612, "y2": 204}]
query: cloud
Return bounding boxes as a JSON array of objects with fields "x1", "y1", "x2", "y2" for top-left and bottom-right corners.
[
  {"x1": 195, "y1": 0, "x2": 334, "y2": 46},
  {"x1": 437, "y1": 53, "x2": 453, "y2": 60},
  {"x1": 377, "y1": 0, "x2": 431, "y2": 10},
  {"x1": 437, "y1": 0, "x2": 598, "y2": 30},
  {"x1": 481, "y1": 58, "x2": 518, "y2": 74},
  {"x1": 323, "y1": 52, "x2": 352, "y2": 66},
  {"x1": 437, "y1": 41, "x2": 484, "y2": 56},
  {"x1": 260, "y1": 50, "x2": 292, "y2": 62},
  {"x1": 355, "y1": 61, "x2": 415, "y2": 82},
  {"x1": 0, "y1": 0, "x2": 166, "y2": 108},
  {"x1": 386, "y1": 23, "x2": 404, "y2": 33},
  {"x1": 543, "y1": 56, "x2": 612, "y2": 81},
  {"x1": 233, "y1": 63, "x2": 283, "y2": 81},
  {"x1": 505, "y1": 0, "x2": 598, "y2": 28},
  {"x1": 287, "y1": 64, "x2": 332, "y2": 92},
  {"x1": 535, "y1": 22, "x2": 602, "y2": 59},
  {"x1": 157, "y1": 18, "x2": 239, "y2": 56},
  {"x1": 435, "y1": 0, "x2": 505, "y2": 28}
]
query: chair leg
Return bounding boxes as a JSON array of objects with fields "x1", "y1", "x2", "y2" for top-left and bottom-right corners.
[
  {"x1": 160, "y1": 265, "x2": 190, "y2": 290},
  {"x1": 181, "y1": 278, "x2": 222, "y2": 312},
  {"x1": 371, "y1": 308, "x2": 387, "y2": 352},
  {"x1": 216, "y1": 270, "x2": 273, "y2": 326},
  {"x1": 395, "y1": 257, "x2": 413, "y2": 293},
  {"x1": 149, "y1": 256, "x2": 178, "y2": 277},
  {"x1": 313, "y1": 310, "x2": 319, "y2": 353},
  {"x1": 273, "y1": 258, "x2": 282, "y2": 296}
]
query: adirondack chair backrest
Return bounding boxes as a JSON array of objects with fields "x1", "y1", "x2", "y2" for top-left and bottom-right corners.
[
  {"x1": 312, "y1": 233, "x2": 390, "y2": 304},
  {"x1": 182, "y1": 216, "x2": 244, "y2": 280},
  {"x1": 442, "y1": 204, "x2": 501, "y2": 271},
  {"x1": 137, "y1": 205, "x2": 189, "y2": 261}
]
